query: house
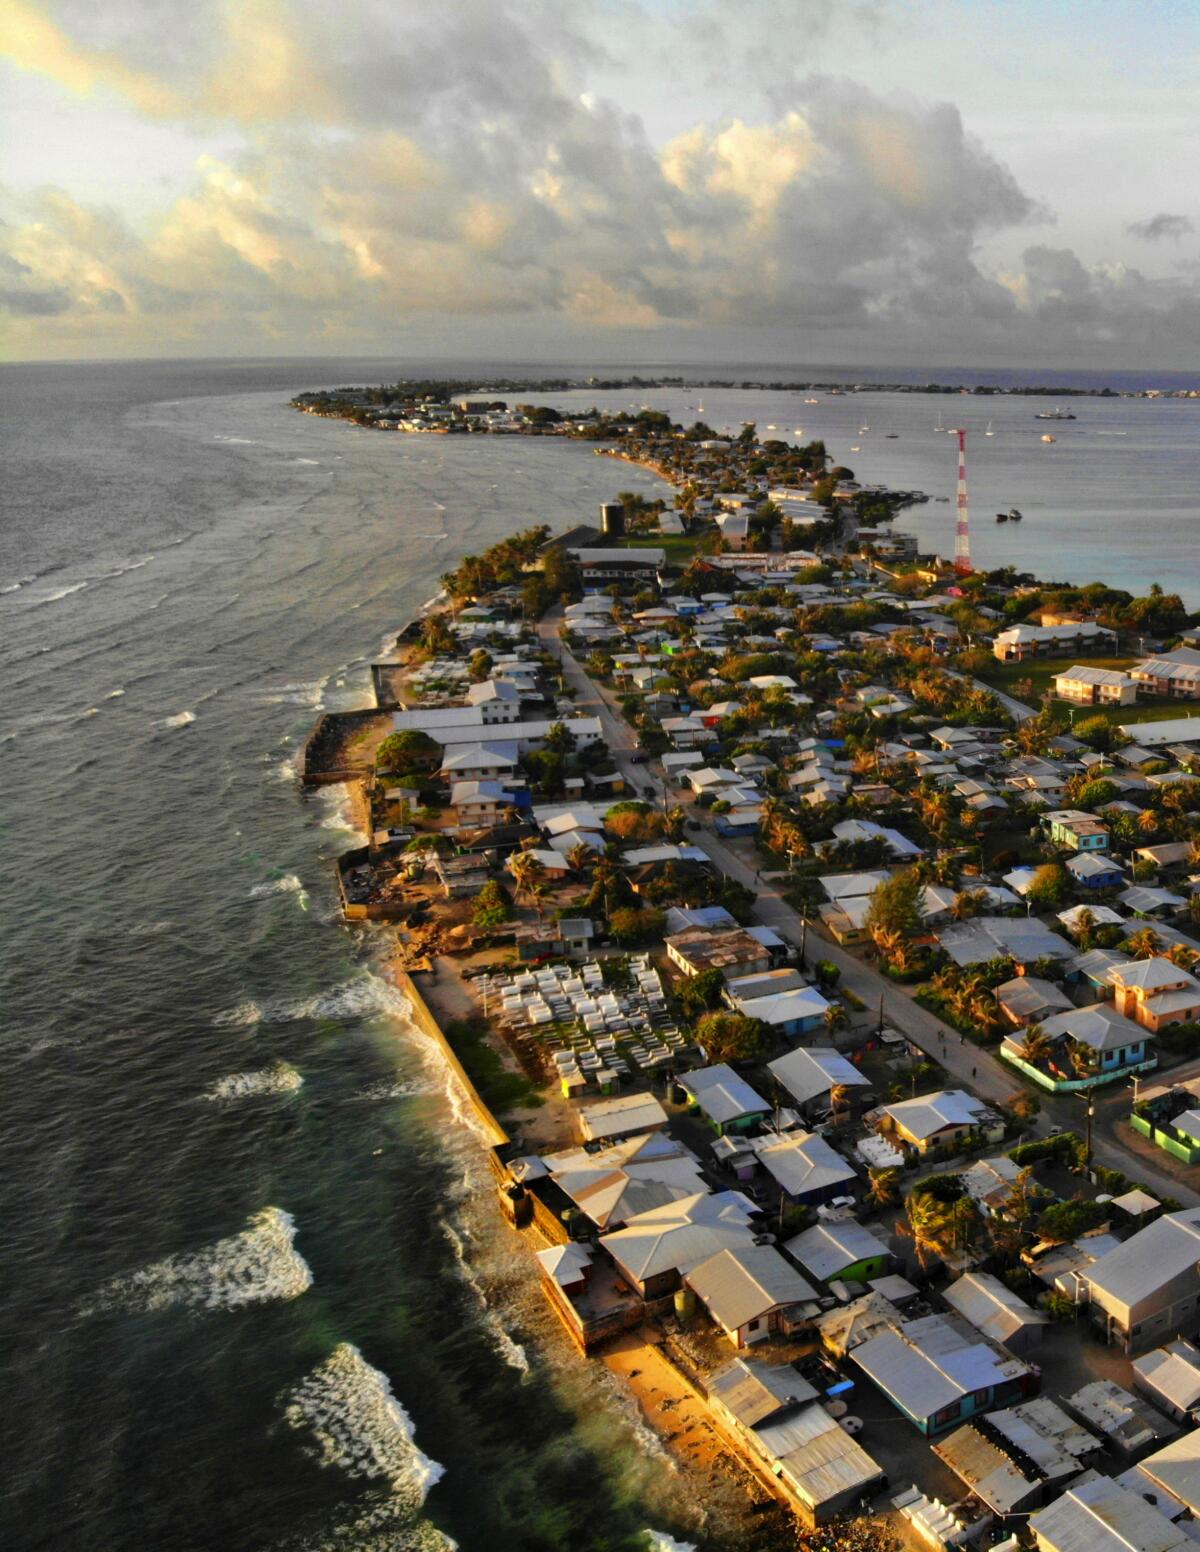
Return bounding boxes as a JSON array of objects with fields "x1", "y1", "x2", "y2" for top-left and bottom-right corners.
[
  {"x1": 685, "y1": 1244, "x2": 817, "y2": 1347},
  {"x1": 784, "y1": 1219, "x2": 892, "y2": 1285},
  {"x1": 600, "y1": 1190, "x2": 757, "y2": 1300},
  {"x1": 876, "y1": 1090, "x2": 994, "y2": 1155},
  {"x1": 1126, "y1": 1429, "x2": 1200, "y2": 1517},
  {"x1": 1084, "y1": 1208, "x2": 1200, "y2": 1352},
  {"x1": 1036, "y1": 1003, "x2": 1154, "y2": 1077},
  {"x1": 1108, "y1": 958, "x2": 1200, "y2": 1034},
  {"x1": 751, "y1": 1130, "x2": 859, "y2": 1207},
  {"x1": 767, "y1": 1047, "x2": 872, "y2": 1115},
  {"x1": 960, "y1": 1156, "x2": 1023, "y2": 1217},
  {"x1": 708, "y1": 1358, "x2": 886, "y2": 1525},
  {"x1": 577, "y1": 1092, "x2": 669, "y2": 1144},
  {"x1": 1065, "y1": 851, "x2": 1126, "y2": 888},
  {"x1": 465, "y1": 678, "x2": 523, "y2": 722},
  {"x1": 535, "y1": 1242, "x2": 594, "y2": 1297},
  {"x1": 851, "y1": 1311, "x2": 1035, "y2": 1436},
  {"x1": 1116, "y1": 715, "x2": 1200, "y2": 749},
  {"x1": 665, "y1": 927, "x2": 772, "y2": 981},
  {"x1": 994, "y1": 977, "x2": 1073, "y2": 1027},
  {"x1": 1133, "y1": 1341, "x2": 1200, "y2": 1425},
  {"x1": 1119, "y1": 886, "x2": 1187, "y2": 920},
  {"x1": 729, "y1": 984, "x2": 831, "y2": 1037},
  {"x1": 942, "y1": 1273, "x2": 1048, "y2": 1355},
  {"x1": 936, "y1": 917, "x2": 1076, "y2": 970},
  {"x1": 1130, "y1": 653, "x2": 1200, "y2": 699},
  {"x1": 1053, "y1": 666, "x2": 1138, "y2": 706},
  {"x1": 1066, "y1": 1379, "x2": 1177, "y2": 1455},
  {"x1": 438, "y1": 740, "x2": 520, "y2": 781},
  {"x1": 1029, "y1": 1474, "x2": 1191, "y2": 1552},
  {"x1": 992, "y1": 621, "x2": 1117, "y2": 662},
  {"x1": 677, "y1": 1064, "x2": 770, "y2": 1134},
  {"x1": 541, "y1": 1132, "x2": 707, "y2": 1231},
  {"x1": 1047, "y1": 809, "x2": 1110, "y2": 852},
  {"x1": 449, "y1": 779, "x2": 516, "y2": 824},
  {"x1": 933, "y1": 1398, "x2": 1100, "y2": 1517}
]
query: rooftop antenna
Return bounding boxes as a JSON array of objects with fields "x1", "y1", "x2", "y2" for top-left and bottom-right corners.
[{"x1": 954, "y1": 428, "x2": 973, "y2": 576}]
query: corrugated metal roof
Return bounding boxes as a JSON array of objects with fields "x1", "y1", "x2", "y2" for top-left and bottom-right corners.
[
  {"x1": 933, "y1": 1424, "x2": 1037, "y2": 1513},
  {"x1": 756, "y1": 1405, "x2": 884, "y2": 1509},
  {"x1": 1137, "y1": 1429, "x2": 1200, "y2": 1514},
  {"x1": 751, "y1": 1131, "x2": 857, "y2": 1199},
  {"x1": 944, "y1": 1273, "x2": 1048, "y2": 1345},
  {"x1": 785, "y1": 1220, "x2": 889, "y2": 1280},
  {"x1": 1029, "y1": 1475, "x2": 1191, "y2": 1552},
  {"x1": 853, "y1": 1315, "x2": 1029, "y2": 1424},
  {"x1": 1133, "y1": 1344, "x2": 1200, "y2": 1416},
  {"x1": 767, "y1": 1047, "x2": 870, "y2": 1107},
  {"x1": 679, "y1": 1063, "x2": 769, "y2": 1124},
  {"x1": 1068, "y1": 1381, "x2": 1176, "y2": 1453},
  {"x1": 709, "y1": 1356, "x2": 817, "y2": 1427},
  {"x1": 1086, "y1": 1211, "x2": 1200, "y2": 1311},
  {"x1": 685, "y1": 1245, "x2": 816, "y2": 1331}
]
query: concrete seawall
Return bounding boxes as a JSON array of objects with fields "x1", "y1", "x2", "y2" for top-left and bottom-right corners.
[{"x1": 394, "y1": 970, "x2": 510, "y2": 1148}]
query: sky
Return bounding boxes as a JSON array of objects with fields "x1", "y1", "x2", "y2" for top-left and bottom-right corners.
[{"x1": 2, "y1": 0, "x2": 1198, "y2": 367}]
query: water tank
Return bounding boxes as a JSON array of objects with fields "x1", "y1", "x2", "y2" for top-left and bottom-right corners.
[
  {"x1": 673, "y1": 1286, "x2": 696, "y2": 1321},
  {"x1": 600, "y1": 501, "x2": 625, "y2": 537}
]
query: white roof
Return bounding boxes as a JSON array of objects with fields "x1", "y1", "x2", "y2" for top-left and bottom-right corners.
[
  {"x1": 1040, "y1": 1003, "x2": 1148, "y2": 1052},
  {"x1": 679, "y1": 1064, "x2": 769, "y2": 1125},
  {"x1": 685, "y1": 1244, "x2": 816, "y2": 1329},
  {"x1": 756, "y1": 1402, "x2": 885, "y2": 1511},
  {"x1": 1134, "y1": 1343, "x2": 1200, "y2": 1417},
  {"x1": 1029, "y1": 1474, "x2": 1190, "y2": 1552},
  {"x1": 1087, "y1": 1211, "x2": 1200, "y2": 1309},
  {"x1": 732, "y1": 985, "x2": 831, "y2": 1026},
  {"x1": 767, "y1": 1047, "x2": 871, "y2": 1107},
  {"x1": 853, "y1": 1313, "x2": 1029, "y2": 1422},
  {"x1": 578, "y1": 1092, "x2": 668, "y2": 1142},
  {"x1": 943, "y1": 1273, "x2": 1048, "y2": 1344},
  {"x1": 752, "y1": 1130, "x2": 858, "y2": 1199},
  {"x1": 785, "y1": 1219, "x2": 889, "y2": 1281},
  {"x1": 601, "y1": 1191, "x2": 757, "y2": 1283},
  {"x1": 883, "y1": 1089, "x2": 987, "y2": 1142},
  {"x1": 1137, "y1": 1429, "x2": 1200, "y2": 1515}
]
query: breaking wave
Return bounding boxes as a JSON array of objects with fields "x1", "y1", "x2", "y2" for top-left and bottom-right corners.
[
  {"x1": 282, "y1": 1344, "x2": 445, "y2": 1502},
  {"x1": 249, "y1": 873, "x2": 307, "y2": 903},
  {"x1": 163, "y1": 710, "x2": 196, "y2": 729},
  {"x1": 205, "y1": 1061, "x2": 304, "y2": 1102},
  {"x1": 84, "y1": 1207, "x2": 312, "y2": 1314},
  {"x1": 212, "y1": 971, "x2": 412, "y2": 1030},
  {"x1": 346, "y1": 1079, "x2": 435, "y2": 1103},
  {"x1": 213, "y1": 1000, "x2": 264, "y2": 1028},
  {"x1": 441, "y1": 1218, "x2": 530, "y2": 1377}
]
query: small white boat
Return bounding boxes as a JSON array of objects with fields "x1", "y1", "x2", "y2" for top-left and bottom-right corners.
[
  {"x1": 805, "y1": 397, "x2": 819, "y2": 405},
  {"x1": 793, "y1": 427, "x2": 804, "y2": 435},
  {"x1": 859, "y1": 425, "x2": 870, "y2": 433},
  {"x1": 767, "y1": 424, "x2": 777, "y2": 430},
  {"x1": 851, "y1": 445, "x2": 861, "y2": 452},
  {"x1": 985, "y1": 421, "x2": 995, "y2": 437},
  {"x1": 1041, "y1": 433, "x2": 1056, "y2": 443}
]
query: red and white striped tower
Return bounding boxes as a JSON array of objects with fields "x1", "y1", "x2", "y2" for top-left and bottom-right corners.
[{"x1": 953, "y1": 427, "x2": 973, "y2": 575}]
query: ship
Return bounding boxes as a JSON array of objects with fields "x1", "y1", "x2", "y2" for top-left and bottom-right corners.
[
  {"x1": 1008, "y1": 508, "x2": 1023, "y2": 520},
  {"x1": 995, "y1": 512, "x2": 1008, "y2": 523},
  {"x1": 1041, "y1": 433, "x2": 1056, "y2": 443},
  {"x1": 1035, "y1": 408, "x2": 1076, "y2": 420}
]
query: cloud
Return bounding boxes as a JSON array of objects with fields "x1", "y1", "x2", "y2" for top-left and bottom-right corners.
[
  {"x1": 1, "y1": 0, "x2": 1198, "y2": 360},
  {"x1": 1126, "y1": 212, "x2": 1195, "y2": 242}
]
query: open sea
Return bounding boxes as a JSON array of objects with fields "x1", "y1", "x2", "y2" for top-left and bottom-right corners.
[{"x1": 1, "y1": 356, "x2": 1197, "y2": 1552}]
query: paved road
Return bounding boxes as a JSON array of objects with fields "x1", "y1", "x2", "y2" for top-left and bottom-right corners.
[{"x1": 541, "y1": 608, "x2": 1198, "y2": 1205}]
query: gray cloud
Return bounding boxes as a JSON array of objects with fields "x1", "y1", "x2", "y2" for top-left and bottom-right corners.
[
  {"x1": 2, "y1": 0, "x2": 1198, "y2": 360},
  {"x1": 1126, "y1": 212, "x2": 1195, "y2": 242}
]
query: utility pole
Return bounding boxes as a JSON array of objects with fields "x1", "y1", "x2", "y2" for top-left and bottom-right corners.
[
  {"x1": 800, "y1": 905, "x2": 809, "y2": 970},
  {"x1": 877, "y1": 992, "x2": 885, "y2": 1038},
  {"x1": 1079, "y1": 1089, "x2": 1095, "y2": 1176}
]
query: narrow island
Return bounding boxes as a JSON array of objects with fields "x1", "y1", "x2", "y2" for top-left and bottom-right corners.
[{"x1": 296, "y1": 380, "x2": 1200, "y2": 1549}]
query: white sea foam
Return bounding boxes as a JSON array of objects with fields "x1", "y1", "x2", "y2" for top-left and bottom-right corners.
[
  {"x1": 276, "y1": 751, "x2": 301, "y2": 782},
  {"x1": 213, "y1": 999, "x2": 264, "y2": 1028},
  {"x1": 441, "y1": 1218, "x2": 530, "y2": 1376},
  {"x1": 38, "y1": 581, "x2": 89, "y2": 604},
  {"x1": 346, "y1": 1079, "x2": 435, "y2": 1103},
  {"x1": 106, "y1": 687, "x2": 126, "y2": 698},
  {"x1": 282, "y1": 1344, "x2": 445, "y2": 1500},
  {"x1": 205, "y1": 1061, "x2": 303, "y2": 1102},
  {"x1": 85, "y1": 1207, "x2": 312, "y2": 1314},
  {"x1": 250, "y1": 873, "x2": 304, "y2": 898},
  {"x1": 80, "y1": 707, "x2": 100, "y2": 718},
  {"x1": 214, "y1": 971, "x2": 411, "y2": 1030},
  {"x1": 163, "y1": 710, "x2": 196, "y2": 728},
  {"x1": 261, "y1": 678, "x2": 328, "y2": 708}
]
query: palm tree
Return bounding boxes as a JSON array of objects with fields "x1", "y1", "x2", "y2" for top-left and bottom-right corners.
[
  {"x1": 866, "y1": 1168, "x2": 902, "y2": 1211},
  {"x1": 899, "y1": 1194, "x2": 950, "y2": 1273},
  {"x1": 566, "y1": 842, "x2": 595, "y2": 875},
  {"x1": 664, "y1": 806, "x2": 688, "y2": 843},
  {"x1": 1071, "y1": 1039, "x2": 1100, "y2": 1079},
  {"x1": 1167, "y1": 943, "x2": 1200, "y2": 972},
  {"x1": 828, "y1": 1082, "x2": 854, "y2": 1128},
  {"x1": 1073, "y1": 906, "x2": 1098, "y2": 946},
  {"x1": 1125, "y1": 926, "x2": 1164, "y2": 960},
  {"x1": 1019, "y1": 1023, "x2": 1055, "y2": 1065},
  {"x1": 509, "y1": 852, "x2": 548, "y2": 916}
]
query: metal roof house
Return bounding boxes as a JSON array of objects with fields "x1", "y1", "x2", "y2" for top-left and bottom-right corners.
[
  {"x1": 767, "y1": 1047, "x2": 872, "y2": 1113},
  {"x1": 876, "y1": 1089, "x2": 994, "y2": 1155},
  {"x1": 784, "y1": 1220, "x2": 892, "y2": 1285},
  {"x1": 677, "y1": 1063, "x2": 770, "y2": 1135},
  {"x1": 1133, "y1": 1341, "x2": 1200, "y2": 1425},
  {"x1": 750, "y1": 1130, "x2": 859, "y2": 1207},
  {"x1": 600, "y1": 1190, "x2": 758, "y2": 1300},
  {"x1": 577, "y1": 1092, "x2": 669, "y2": 1144},
  {"x1": 684, "y1": 1244, "x2": 817, "y2": 1348},
  {"x1": 1067, "y1": 1379, "x2": 1177, "y2": 1457},
  {"x1": 1029, "y1": 1474, "x2": 1192, "y2": 1552},
  {"x1": 933, "y1": 1397, "x2": 1099, "y2": 1517},
  {"x1": 943, "y1": 1273, "x2": 1048, "y2": 1355},
  {"x1": 1125, "y1": 1429, "x2": 1200, "y2": 1518},
  {"x1": 851, "y1": 1311, "x2": 1035, "y2": 1436},
  {"x1": 708, "y1": 1357, "x2": 886, "y2": 1525},
  {"x1": 1084, "y1": 1209, "x2": 1200, "y2": 1353}
]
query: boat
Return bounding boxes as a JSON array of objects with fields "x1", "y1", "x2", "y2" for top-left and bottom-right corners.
[
  {"x1": 851, "y1": 445, "x2": 861, "y2": 452},
  {"x1": 767, "y1": 424, "x2": 777, "y2": 430},
  {"x1": 995, "y1": 512, "x2": 1008, "y2": 523},
  {"x1": 935, "y1": 411, "x2": 945, "y2": 432},
  {"x1": 985, "y1": 421, "x2": 995, "y2": 437},
  {"x1": 1041, "y1": 433, "x2": 1056, "y2": 443},
  {"x1": 859, "y1": 425, "x2": 870, "y2": 433},
  {"x1": 804, "y1": 397, "x2": 819, "y2": 405},
  {"x1": 793, "y1": 427, "x2": 804, "y2": 435},
  {"x1": 1035, "y1": 408, "x2": 1076, "y2": 420},
  {"x1": 885, "y1": 433, "x2": 898, "y2": 439},
  {"x1": 1008, "y1": 508, "x2": 1023, "y2": 521}
]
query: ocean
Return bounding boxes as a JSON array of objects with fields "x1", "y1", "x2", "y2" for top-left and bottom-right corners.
[{"x1": 0, "y1": 356, "x2": 1196, "y2": 1552}]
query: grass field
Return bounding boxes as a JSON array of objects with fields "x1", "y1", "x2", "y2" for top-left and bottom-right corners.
[
  {"x1": 620, "y1": 533, "x2": 699, "y2": 566},
  {"x1": 975, "y1": 655, "x2": 1198, "y2": 728}
]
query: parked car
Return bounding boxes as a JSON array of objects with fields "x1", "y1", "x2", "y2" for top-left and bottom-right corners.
[{"x1": 629, "y1": 752, "x2": 647, "y2": 765}]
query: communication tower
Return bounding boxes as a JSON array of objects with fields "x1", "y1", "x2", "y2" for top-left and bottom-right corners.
[{"x1": 954, "y1": 428, "x2": 973, "y2": 575}]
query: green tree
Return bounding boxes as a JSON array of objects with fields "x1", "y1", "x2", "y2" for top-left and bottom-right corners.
[
  {"x1": 694, "y1": 1010, "x2": 764, "y2": 1062},
  {"x1": 607, "y1": 906, "x2": 665, "y2": 946},
  {"x1": 865, "y1": 868, "x2": 924, "y2": 972},
  {"x1": 376, "y1": 730, "x2": 440, "y2": 773},
  {"x1": 1026, "y1": 863, "x2": 1070, "y2": 909},
  {"x1": 472, "y1": 879, "x2": 512, "y2": 931},
  {"x1": 675, "y1": 966, "x2": 726, "y2": 1019}
]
